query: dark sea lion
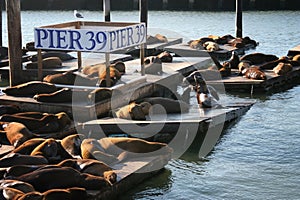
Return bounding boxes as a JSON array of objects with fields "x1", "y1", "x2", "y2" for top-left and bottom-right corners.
[
  {"x1": 25, "y1": 57, "x2": 62, "y2": 69},
  {"x1": 0, "y1": 104, "x2": 20, "y2": 116},
  {"x1": 43, "y1": 71, "x2": 77, "y2": 85},
  {"x1": 273, "y1": 62, "x2": 293, "y2": 75},
  {"x1": 144, "y1": 56, "x2": 162, "y2": 75},
  {"x1": 0, "y1": 186, "x2": 25, "y2": 200},
  {"x1": 15, "y1": 166, "x2": 109, "y2": 192},
  {"x1": 242, "y1": 67, "x2": 266, "y2": 80},
  {"x1": 240, "y1": 53, "x2": 279, "y2": 65},
  {"x1": 0, "y1": 153, "x2": 48, "y2": 167},
  {"x1": 15, "y1": 191, "x2": 43, "y2": 200},
  {"x1": 34, "y1": 88, "x2": 73, "y2": 103},
  {"x1": 227, "y1": 51, "x2": 240, "y2": 69},
  {"x1": 4, "y1": 165, "x2": 43, "y2": 178},
  {"x1": 0, "y1": 179, "x2": 35, "y2": 193},
  {"x1": 137, "y1": 97, "x2": 189, "y2": 114},
  {"x1": 218, "y1": 62, "x2": 231, "y2": 77},
  {"x1": 2, "y1": 81, "x2": 58, "y2": 97},
  {"x1": 1, "y1": 122, "x2": 34, "y2": 147},
  {"x1": 259, "y1": 56, "x2": 299, "y2": 70},
  {"x1": 29, "y1": 51, "x2": 75, "y2": 62},
  {"x1": 87, "y1": 88, "x2": 113, "y2": 104}
]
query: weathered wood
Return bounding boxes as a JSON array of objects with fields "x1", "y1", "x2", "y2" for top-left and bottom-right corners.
[
  {"x1": 236, "y1": 0, "x2": 243, "y2": 38},
  {"x1": 103, "y1": 0, "x2": 111, "y2": 22},
  {"x1": 0, "y1": 0, "x2": 2, "y2": 46},
  {"x1": 6, "y1": 0, "x2": 23, "y2": 86}
]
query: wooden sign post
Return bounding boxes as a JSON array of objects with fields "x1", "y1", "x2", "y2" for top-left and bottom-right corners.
[
  {"x1": 139, "y1": 0, "x2": 148, "y2": 76},
  {"x1": 236, "y1": 0, "x2": 243, "y2": 38}
]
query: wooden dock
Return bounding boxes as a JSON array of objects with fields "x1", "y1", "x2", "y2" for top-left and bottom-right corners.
[
  {"x1": 79, "y1": 101, "x2": 255, "y2": 158},
  {"x1": 206, "y1": 67, "x2": 300, "y2": 93},
  {"x1": 0, "y1": 56, "x2": 211, "y2": 122}
]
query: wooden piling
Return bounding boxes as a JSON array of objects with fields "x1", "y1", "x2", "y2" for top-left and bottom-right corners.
[
  {"x1": 103, "y1": 0, "x2": 111, "y2": 22},
  {"x1": 140, "y1": 0, "x2": 148, "y2": 76},
  {"x1": 236, "y1": 0, "x2": 243, "y2": 38},
  {"x1": 6, "y1": 0, "x2": 23, "y2": 86},
  {"x1": 0, "y1": 0, "x2": 2, "y2": 46}
]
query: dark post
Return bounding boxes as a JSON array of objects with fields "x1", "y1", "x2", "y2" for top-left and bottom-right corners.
[
  {"x1": 103, "y1": 0, "x2": 111, "y2": 22},
  {"x1": 0, "y1": 0, "x2": 2, "y2": 46},
  {"x1": 236, "y1": 0, "x2": 243, "y2": 38},
  {"x1": 140, "y1": 0, "x2": 148, "y2": 76},
  {"x1": 6, "y1": 0, "x2": 23, "y2": 86}
]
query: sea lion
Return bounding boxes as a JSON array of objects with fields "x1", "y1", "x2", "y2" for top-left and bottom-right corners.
[
  {"x1": 240, "y1": 53, "x2": 279, "y2": 65},
  {"x1": 0, "y1": 153, "x2": 48, "y2": 167},
  {"x1": 203, "y1": 41, "x2": 219, "y2": 52},
  {"x1": 81, "y1": 61, "x2": 125, "y2": 77},
  {"x1": 218, "y1": 62, "x2": 231, "y2": 77},
  {"x1": 4, "y1": 165, "x2": 43, "y2": 178},
  {"x1": 29, "y1": 51, "x2": 75, "y2": 62},
  {"x1": 242, "y1": 67, "x2": 266, "y2": 80},
  {"x1": 14, "y1": 191, "x2": 43, "y2": 200},
  {"x1": 30, "y1": 138, "x2": 72, "y2": 164},
  {"x1": 273, "y1": 62, "x2": 293, "y2": 75},
  {"x1": 183, "y1": 71, "x2": 220, "y2": 108},
  {"x1": 2, "y1": 81, "x2": 58, "y2": 97},
  {"x1": 226, "y1": 51, "x2": 240, "y2": 69},
  {"x1": 14, "y1": 166, "x2": 110, "y2": 192},
  {"x1": 238, "y1": 61, "x2": 251, "y2": 75},
  {"x1": 156, "y1": 51, "x2": 173, "y2": 63},
  {"x1": 144, "y1": 56, "x2": 163, "y2": 75},
  {"x1": 292, "y1": 54, "x2": 300, "y2": 63},
  {"x1": 25, "y1": 57, "x2": 62, "y2": 69},
  {"x1": 87, "y1": 88, "x2": 113, "y2": 104},
  {"x1": 146, "y1": 34, "x2": 168, "y2": 44},
  {"x1": 259, "y1": 56, "x2": 299, "y2": 70},
  {"x1": 137, "y1": 97, "x2": 189, "y2": 114},
  {"x1": 12, "y1": 138, "x2": 46, "y2": 155},
  {"x1": 0, "y1": 187, "x2": 25, "y2": 200},
  {"x1": 34, "y1": 88, "x2": 73, "y2": 103},
  {"x1": 0, "y1": 122, "x2": 34, "y2": 147},
  {"x1": 60, "y1": 134, "x2": 85, "y2": 158},
  {"x1": 0, "y1": 179, "x2": 35, "y2": 193},
  {"x1": 57, "y1": 158, "x2": 117, "y2": 184},
  {"x1": 81, "y1": 137, "x2": 172, "y2": 165},
  {"x1": 112, "y1": 102, "x2": 151, "y2": 120}
]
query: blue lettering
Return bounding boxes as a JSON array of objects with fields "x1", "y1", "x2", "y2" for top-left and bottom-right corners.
[
  {"x1": 56, "y1": 30, "x2": 68, "y2": 49},
  {"x1": 120, "y1": 28, "x2": 127, "y2": 48},
  {"x1": 48, "y1": 29, "x2": 55, "y2": 48},
  {"x1": 127, "y1": 27, "x2": 134, "y2": 46},
  {"x1": 35, "y1": 29, "x2": 48, "y2": 48},
  {"x1": 68, "y1": 30, "x2": 83, "y2": 50},
  {"x1": 115, "y1": 30, "x2": 120, "y2": 49},
  {"x1": 109, "y1": 31, "x2": 116, "y2": 51}
]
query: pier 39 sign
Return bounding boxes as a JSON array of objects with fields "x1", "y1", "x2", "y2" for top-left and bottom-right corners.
[{"x1": 34, "y1": 22, "x2": 146, "y2": 53}]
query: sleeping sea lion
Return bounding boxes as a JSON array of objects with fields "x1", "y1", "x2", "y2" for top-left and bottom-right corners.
[
  {"x1": 242, "y1": 67, "x2": 266, "y2": 80},
  {"x1": 203, "y1": 41, "x2": 219, "y2": 52},
  {"x1": 87, "y1": 88, "x2": 113, "y2": 104},
  {"x1": 0, "y1": 187, "x2": 25, "y2": 200},
  {"x1": 0, "y1": 153, "x2": 48, "y2": 167},
  {"x1": 238, "y1": 61, "x2": 251, "y2": 75},
  {"x1": 25, "y1": 57, "x2": 62, "y2": 69},
  {"x1": 273, "y1": 62, "x2": 293, "y2": 75},
  {"x1": 0, "y1": 104, "x2": 20, "y2": 116},
  {"x1": 34, "y1": 88, "x2": 73, "y2": 103},
  {"x1": 156, "y1": 51, "x2": 173, "y2": 63},
  {"x1": 12, "y1": 138, "x2": 46, "y2": 155},
  {"x1": 2, "y1": 81, "x2": 58, "y2": 97},
  {"x1": 112, "y1": 102, "x2": 152, "y2": 120},
  {"x1": 29, "y1": 51, "x2": 75, "y2": 62},
  {"x1": 0, "y1": 179, "x2": 35, "y2": 193},
  {"x1": 0, "y1": 122, "x2": 34, "y2": 147},
  {"x1": 240, "y1": 53, "x2": 279, "y2": 65},
  {"x1": 14, "y1": 166, "x2": 110, "y2": 192},
  {"x1": 60, "y1": 134, "x2": 85, "y2": 158},
  {"x1": 144, "y1": 56, "x2": 162, "y2": 75}
]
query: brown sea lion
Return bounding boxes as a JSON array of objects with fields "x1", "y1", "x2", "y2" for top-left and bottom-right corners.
[
  {"x1": 4, "y1": 165, "x2": 43, "y2": 178},
  {"x1": 144, "y1": 56, "x2": 163, "y2": 75},
  {"x1": 14, "y1": 166, "x2": 110, "y2": 192},
  {"x1": 112, "y1": 102, "x2": 152, "y2": 120},
  {"x1": 87, "y1": 88, "x2": 113, "y2": 104},
  {"x1": 203, "y1": 41, "x2": 219, "y2": 52},
  {"x1": 240, "y1": 53, "x2": 279, "y2": 65},
  {"x1": 156, "y1": 51, "x2": 173, "y2": 63},
  {"x1": 146, "y1": 34, "x2": 168, "y2": 45},
  {"x1": 14, "y1": 191, "x2": 43, "y2": 200},
  {"x1": 259, "y1": 56, "x2": 298, "y2": 70},
  {"x1": 273, "y1": 62, "x2": 293, "y2": 75},
  {"x1": 0, "y1": 187, "x2": 25, "y2": 200},
  {"x1": 12, "y1": 138, "x2": 46, "y2": 155},
  {"x1": 0, "y1": 122, "x2": 34, "y2": 147},
  {"x1": 238, "y1": 61, "x2": 251, "y2": 75},
  {"x1": 292, "y1": 54, "x2": 300, "y2": 63},
  {"x1": 0, "y1": 179, "x2": 35, "y2": 193},
  {"x1": 25, "y1": 57, "x2": 62, "y2": 69},
  {"x1": 0, "y1": 153, "x2": 48, "y2": 167},
  {"x1": 218, "y1": 62, "x2": 231, "y2": 77},
  {"x1": 2, "y1": 81, "x2": 58, "y2": 97},
  {"x1": 81, "y1": 62, "x2": 125, "y2": 78},
  {"x1": 34, "y1": 88, "x2": 72, "y2": 103},
  {"x1": 60, "y1": 134, "x2": 85, "y2": 158},
  {"x1": 242, "y1": 67, "x2": 266, "y2": 80},
  {"x1": 137, "y1": 97, "x2": 189, "y2": 114},
  {"x1": 30, "y1": 138, "x2": 72, "y2": 163},
  {"x1": 57, "y1": 158, "x2": 117, "y2": 184},
  {"x1": 226, "y1": 51, "x2": 240, "y2": 69}
]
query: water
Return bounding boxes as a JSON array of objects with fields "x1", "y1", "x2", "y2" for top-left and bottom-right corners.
[{"x1": 2, "y1": 10, "x2": 300, "y2": 200}]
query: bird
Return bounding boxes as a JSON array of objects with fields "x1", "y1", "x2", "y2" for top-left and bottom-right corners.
[
  {"x1": 182, "y1": 71, "x2": 220, "y2": 108},
  {"x1": 74, "y1": 10, "x2": 84, "y2": 19}
]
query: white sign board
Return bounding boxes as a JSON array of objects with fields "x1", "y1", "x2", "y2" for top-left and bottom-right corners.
[{"x1": 34, "y1": 23, "x2": 146, "y2": 53}]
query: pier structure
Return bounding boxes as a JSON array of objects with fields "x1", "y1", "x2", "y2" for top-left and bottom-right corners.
[{"x1": 4, "y1": 0, "x2": 299, "y2": 11}]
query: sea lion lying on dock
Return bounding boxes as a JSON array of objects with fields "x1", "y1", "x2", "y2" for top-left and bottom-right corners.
[
  {"x1": 87, "y1": 88, "x2": 114, "y2": 104},
  {"x1": 34, "y1": 88, "x2": 73, "y2": 103},
  {"x1": 14, "y1": 166, "x2": 110, "y2": 192},
  {"x1": 81, "y1": 61, "x2": 125, "y2": 77},
  {"x1": 2, "y1": 81, "x2": 58, "y2": 97},
  {"x1": 144, "y1": 56, "x2": 163, "y2": 75},
  {"x1": 242, "y1": 67, "x2": 267, "y2": 80},
  {"x1": 58, "y1": 158, "x2": 117, "y2": 184},
  {"x1": 0, "y1": 111, "x2": 71, "y2": 134},
  {"x1": 28, "y1": 51, "x2": 76, "y2": 62},
  {"x1": 81, "y1": 137, "x2": 172, "y2": 165},
  {"x1": 0, "y1": 104, "x2": 20, "y2": 116},
  {"x1": 240, "y1": 53, "x2": 279, "y2": 65},
  {"x1": 156, "y1": 51, "x2": 173, "y2": 63},
  {"x1": 273, "y1": 62, "x2": 293, "y2": 75},
  {"x1": 25, "y1": 57, "x2": 63, "y2": 69},
  {"x1": 0, "y1": 153, "x2": 48, "y2": 168},
  {"x1": 12, "y1": 138, "x2": 46, "y2": 155},
  {"x1": 60, "y1": 134, "x2": 85, "y2": 158},
  {"x1": 146, "y1": 34, "x2": 168, "y2": 44},
  {"x1": 203, "y1": 41, "x2": 220, "y2": 52},
  {"x1": 259, "y1": 56, "x2": 299, "y2": 70},
  {"x1": 0, "y1": 179, "x2": 35, "y2": 193},
  {"x1": 111, "y1": 102, "x2": 152, "y2": 120}
]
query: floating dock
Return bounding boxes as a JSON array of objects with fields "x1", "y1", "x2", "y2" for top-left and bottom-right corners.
[
  {"x1": 206, "y1": 67, "x2": 300, "y2": 94},
  {"x1": 287, "y1": 45, "x2": 300, "y2": 56}
]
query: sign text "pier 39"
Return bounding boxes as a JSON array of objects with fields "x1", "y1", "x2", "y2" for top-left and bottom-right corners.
[{"x1": 34, "y1": 23, "x2": 146, "y2": 53}]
